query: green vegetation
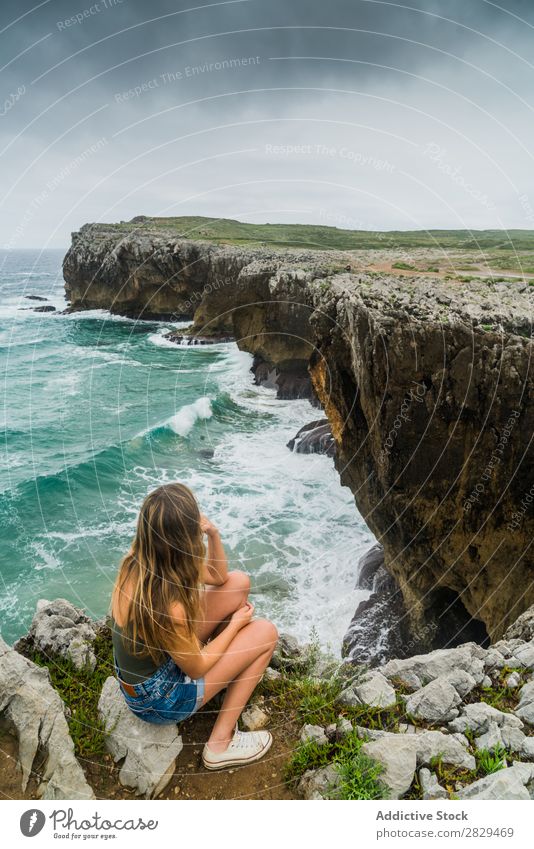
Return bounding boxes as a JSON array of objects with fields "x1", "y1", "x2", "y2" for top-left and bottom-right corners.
[
  {"x1": 392, "y1": 261, "x2": 416, "y2": 270},
  {"x1": 103, "y1": 215, "x2": 534, "y2": 253},
  {"x1": 283, "y1": 730, "x2": 388, "y2": 800},
  {"x1": 27, "y1": 631, "x2": 114, "y2": 759},
  {"x1": 476, "y1": 745, "x2": 507, "y2": 775},
  {"x1": 471, "y1": 666, "x2": 528, "y2": 712}
]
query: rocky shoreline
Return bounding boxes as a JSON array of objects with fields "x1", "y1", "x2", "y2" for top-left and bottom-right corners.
[
  {"x1": 3, "y1": 597, "x2": 534, "y2": 800},
  {"x1": 63, "y1": 220, "x2": 534, "y2": 659}
]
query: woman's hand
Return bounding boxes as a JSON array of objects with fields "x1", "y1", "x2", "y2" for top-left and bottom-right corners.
[
  {"x1": 200, "y1": 513, "x2": 219, "y2": 537},
  {"x1": 230, "y1": 601, "x2": 255, "y2": 630}
]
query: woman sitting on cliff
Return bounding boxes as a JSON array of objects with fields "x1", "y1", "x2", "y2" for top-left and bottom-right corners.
[{"x1": 110, "y1": 482, "x2": 278, "y2": 770}]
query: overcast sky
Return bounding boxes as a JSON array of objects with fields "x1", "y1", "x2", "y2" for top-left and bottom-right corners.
[{"x1": 1, "y1": 0, "x2": 534, "y2": 247}]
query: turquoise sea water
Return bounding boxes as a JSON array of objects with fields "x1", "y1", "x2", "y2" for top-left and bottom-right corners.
[{"x1": 0, "y1": 249, "x2": 372, "y2": 652}]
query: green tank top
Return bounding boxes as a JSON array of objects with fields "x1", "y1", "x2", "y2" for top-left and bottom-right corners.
[{"x1": 111, "y1": 614, "x2": 162, "y2": 684}]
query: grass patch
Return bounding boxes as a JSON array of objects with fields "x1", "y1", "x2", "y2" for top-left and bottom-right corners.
[
  {"x1": 392, "y1": 261, "x2": 416, "y2": 270},
  {"x1": 25, "y1": 630, "x2": 114, "y2": 759},
  {"x1": 284, "y1": 730, "x2": 388, "y2": 800}
]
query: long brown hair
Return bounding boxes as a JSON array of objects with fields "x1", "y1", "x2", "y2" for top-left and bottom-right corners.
[{"x1": 111, "y1": 483, "x2": 206, "y2": 663}]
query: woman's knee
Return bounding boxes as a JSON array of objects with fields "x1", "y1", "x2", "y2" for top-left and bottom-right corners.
[
  {"x1": 227, "y1": 569, "x2": 251, "y2": 595},
  {"x1": 251, "y1": 618, "x2": 279, "y2": 651}
]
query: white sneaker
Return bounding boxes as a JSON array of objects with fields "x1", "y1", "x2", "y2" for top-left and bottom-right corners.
[{"x1": 202, "y1": 727, "x2": 273, "y2": 770}]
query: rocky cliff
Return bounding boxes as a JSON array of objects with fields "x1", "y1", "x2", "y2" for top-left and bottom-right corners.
[{"x1": 63, "y1": 223, "x2": 534, "y2": 650}]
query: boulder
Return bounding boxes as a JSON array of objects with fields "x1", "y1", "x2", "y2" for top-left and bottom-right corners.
[
  {"x1": 449, "y1": 702, "x2": 524, "y2": 736},
  {"x1": 483, "y1": 648, "x2": 507, "y2": 672},
  {"x1": 419, "y1": 767, "x2": 448, "y2": 800},
  {"x1": 382, "y1": 644, "x2": 485, "y2": 691},
  {"x1": 98, "y1": 676, "x2": 183, "y2": 798},
  {"x1": 298, "y1": 764, "x2": 341, "y2": 800},
  {"x1": 286, "y1": 419, "x2": 335, "y2": 457},
  {"x1": 355, "y1": 543, "x2": 385, "y2": 591},
  {"x1": 457, "y1": 765, "x2": 532, "y2": 800},
  {"x1": 342, "y1": 565, "x2": 413, "y2": 667},
  {"x1": 505, "y1": 671, "x2": 521, "y2": 688},
  {"x1": 241, "y1": 705, "x2": 269, "y2": 731},
  {"x1": 514, "y1": 680, "x2": 534, "y2": 725},
  {"x1": 504, "y1": 604, "x2": 534, "y2": 642},
  {"x1": 361, "y1": 737, "x2": 417, "y2": 799},
  {"x1": 405, "y1": 679, "x2": 462, "y2": 724},
  {"x1": 414, "y1": 731, "x2": 476, "y2": 771},
  {"x1": 350, "y1": 670, "x2": 397, "y2": 709},
  {"x1": 300, "y1": 724, "x2": 329, "y2": 746},
  {"x1": 270, "y1": 633, "x2": 307, "y2": 670},
  {"x1": 16, "y1": 598, "x2": 99, "y2": 671},
  {"x1": 513, "y1": 642, "x2": 534, "y2": 670},
  {"x1": 0, "y1": 637, "x2": 94, "y2": 799}
]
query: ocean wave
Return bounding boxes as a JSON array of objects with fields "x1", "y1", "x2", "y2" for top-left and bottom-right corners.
[{"x1": 167, "y1": 396, "x2": 213, "y2": 436}]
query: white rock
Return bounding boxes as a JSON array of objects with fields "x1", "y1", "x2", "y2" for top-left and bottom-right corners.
[
  {"x1": 514, "y1": 642, "x2": 534, "y2": 670},
  {"x1": 449, "y1": 702, "x2": 524, "y2": 736},
  {"x1": 515, "y1": 680, "x2": 534, "y2": 725},
  {"x1": 518, "y1": 736, "x2": 534, "y2": 758},
  {"x1": 414, "y1": 731, "x2": 476, "y2": 771},
  {"x1": 482, "y1": 675, "x2": 493, "y2": 688},
  {"x1": 98, "y1": 676, "x2": 183, "y2": 798},
  {"x1": 457, "y1": 766, "x2": 531, "y2": 800},
  {"x1": 241, "y1": 704, "x2": 269, "y2": 731},
  {"x1": 505, "y1": 671, "x2": 521, "y2": 688},
  {"x1": 419, "y1": 767, "x2": 448, "y2": 800},
  {"x1": 504, "y1": 605, "x2": 534, "y2": 642},
  {"x1": 336, "y1": 717, "x2": 353, "y2": 739},
  {"x1": 300, "y1": 724, "x2": 328, "y2": 746},
  {"x1": 298, "y1": 764, "x2": 340, "y2": 800},
  {"x1": 444, "y1": 669, "x2": 478, "y2": 699},
  {"x1": 361, "y1": 736, "x2": 417, "y2": 799},
  {"x1": 474, "y1": 722, "x2": 503, "y2": 752},
  {"x1": 263, "y1": 667, "x2": 281, "y2": 682},
  {"x1": 382, "y1": 645, "x2": 485, "y2": 691},
  {"x1": 352, "y1": 670, "x2": 397, "y2": 708},
  {"x1": 16, "y1": 598, "x2": 99, "y2": 671},
  {"x1": 0, "y1": 637, "x2": 94, "y2": 799},
  {"x1": 483, "y1": 648, "x2": 506, "y2": 672},
  {"x1": 405, "y1": 679, "x2": 461, "y2": 723}
]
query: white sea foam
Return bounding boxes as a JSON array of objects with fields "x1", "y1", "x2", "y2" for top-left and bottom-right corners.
[{"x1": 167, "y1": 396, "x2": 213, "y2": 436}]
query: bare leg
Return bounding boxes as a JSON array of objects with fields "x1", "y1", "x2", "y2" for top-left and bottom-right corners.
[
  {"x1": 201, "y1": 618, "x2": 278, "y2": 753},
  {"x1": 196, "y1": 570, "x2": 250, "y2": 644}
]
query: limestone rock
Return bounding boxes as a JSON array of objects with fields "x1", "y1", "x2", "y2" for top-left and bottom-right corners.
[
  {"x1": 241, "y1": 704, "x2": 269, "y2": 731},
  {"x1": 16, "y1": 598, "x2": 99, "y2": 671},
  {"x1": 362, "y1": 736, "x2": 416, "y2": 799},
  {"x1": 414, "y1": 731, "x2": 476, "y2": 771},
  {"x1": 405, "y1": 679, "x2": 461, "y2": 723},
  {"x1": 263, "y1": 667, "x2": 281, "y2": 682},
  {"x1": 298, "y1": 764, "x2": 341, "y2": 800},
  {"x1": 351, "y1": 670, "x2": 397, "y2": 709},
  {"x1": 505, "y1": 671, "x2": 521, "y2": 688},
  {"x1": 514, "y1": 680, "x2": 534, "y2": 725},
  {"x1": 449, "y1": 702, "x2": 524, "y2": 736},
  {"x1": 457, "y1": 765, "x2": 532, "y2": 800},
  {"x1": 98, "y1": 676, "x2": 183, "y2": 798},
  {"x1": 270, "y1": 633, "x2": 307, "y2": 670},
  {"x1": 382, "y1": 645, "x2": 485, "y2": 692},
  {"x1": 419, "y1": 767, "x2": 449, "y2": 800},
  {"x1": 513, "y1": 642, "x2": 534, "y2": 670},
  {"x1": 504, "y1": 604, "x2": 534, "y2": 642},
  {"x1": 300, "y1": 724, "x2": 328, "y2": 746},
  {"x1": 0, "y1": 636, "x2": 94, "y2": 799}
]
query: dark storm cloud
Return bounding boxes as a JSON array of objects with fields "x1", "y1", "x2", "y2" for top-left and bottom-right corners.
[{"x1": 1, "y1": 1, "x2": 534, "y2": 245}]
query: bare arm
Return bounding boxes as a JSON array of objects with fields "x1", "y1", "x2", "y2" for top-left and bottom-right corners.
[
  {"x1": 200, "y1": 514, "x2": 228, "y2": 586},
  {"x1": 167, "y1": 600, "x2": 254, "y2": 679}
]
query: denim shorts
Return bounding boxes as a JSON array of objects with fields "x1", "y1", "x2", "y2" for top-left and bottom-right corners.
[{"x1": 114, "y1": 653, "x2": 205, "y2": 724}]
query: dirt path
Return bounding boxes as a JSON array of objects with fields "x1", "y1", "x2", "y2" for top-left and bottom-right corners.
[{"x1": 0, "y1": 708, "x2": 300, "y2": 801}]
